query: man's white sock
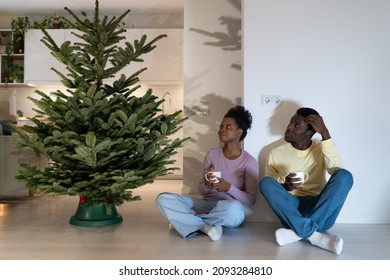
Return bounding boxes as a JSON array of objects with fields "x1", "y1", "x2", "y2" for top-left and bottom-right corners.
[
  {"x1": 201, "y1": 225, "x2": 223, "y2": 241},
  {"x1": 307, "y1": 231, "x2": 343, "y2": 255},
  {"x1": 275, "y1": 228, "x2": 302, "y2": 246}
]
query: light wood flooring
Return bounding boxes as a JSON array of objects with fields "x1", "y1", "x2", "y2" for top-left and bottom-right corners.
[{"x1": 0, "y1": 180, "x2": 389, "y2": 260}]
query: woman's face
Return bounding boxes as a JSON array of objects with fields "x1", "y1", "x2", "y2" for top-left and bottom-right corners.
[{"x1": 218, "y1": 117, "x2": 243, "y2": 143}]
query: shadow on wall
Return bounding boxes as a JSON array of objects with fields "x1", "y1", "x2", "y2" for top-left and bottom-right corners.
[
  {"x1": 248, "y1": 101, "x2": 301, "y2": 222},
  {"x1": 258, "y1": 101, "x2": 301, "y2": 178},
  {"x1": 182, "y1": 94, "x2": 238, "y2": 194},
  {"x1": 189, "y1": 0, "x2": 242, "y2": 70},
  {"x1": 183, "y1": 0, "x2": 242, "y2": 194}
]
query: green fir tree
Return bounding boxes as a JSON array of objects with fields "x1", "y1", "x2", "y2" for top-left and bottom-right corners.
[{"x1": 13, "y1": 0, "x2": 188, "y2": 206}]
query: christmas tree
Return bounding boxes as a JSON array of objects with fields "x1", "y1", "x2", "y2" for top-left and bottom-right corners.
[{"x1": 13, "y1": 0, "x2": 188, "y2": 206}]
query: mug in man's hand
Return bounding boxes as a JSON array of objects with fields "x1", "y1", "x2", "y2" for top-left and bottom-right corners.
[{"x1": 290, "y1": 171, "x2": 309, "y2": 185}]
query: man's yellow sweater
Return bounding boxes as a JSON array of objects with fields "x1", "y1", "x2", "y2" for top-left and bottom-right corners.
[{"x1": 265, "y1": 138, "x2": 343, "y2": 197}]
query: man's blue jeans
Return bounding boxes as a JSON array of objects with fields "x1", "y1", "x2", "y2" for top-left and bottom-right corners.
[{"x1": 259, "y1": 169, "x2": 353, "y2": 239}]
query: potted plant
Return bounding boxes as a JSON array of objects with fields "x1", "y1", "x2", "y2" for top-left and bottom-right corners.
[
  {"x1": 12, "y1": 0, "x2": 188, "y2": 227},
  {"x1": 8, "y1": 64, "x2": 24, "y2": 83},
  {"x1": 9, "y1": 16, "x2": 30, "y2": 54},
  {"x1": 33, "y1": 13, "x2": 72, "y2": 29},
  {"x1": 3, "y1": 60, "x2": 24, "y2": 83}
]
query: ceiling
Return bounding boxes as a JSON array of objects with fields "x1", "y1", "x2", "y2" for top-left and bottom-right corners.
[{"x1": 0, "y1": 0, "x2": 184, "y2": 16}]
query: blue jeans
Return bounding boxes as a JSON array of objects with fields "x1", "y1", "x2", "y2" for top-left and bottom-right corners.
[
  {"x1": 259, "y1": 169, "x2": 353, "y2": 239},
  {"x1": 155, "y1": 192, "x2": 245, "y2": 238}
]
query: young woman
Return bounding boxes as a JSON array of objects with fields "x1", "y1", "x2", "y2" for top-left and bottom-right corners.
[{"x1": 155, "y1": 106, "x2": 259, "y2": 241}]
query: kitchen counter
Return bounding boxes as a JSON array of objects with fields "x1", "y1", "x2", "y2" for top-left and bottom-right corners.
[{"x1": 0, "y1": 135, "x2": 48, "y2": 196}]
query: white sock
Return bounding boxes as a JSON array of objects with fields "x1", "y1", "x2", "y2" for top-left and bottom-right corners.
[
  {"x1": 275, "y1": 228, "x2": 302, "y2": 246},
  {"x1": 307, "y1": 231, "x2": 344, "y2": 255},
  {"x1": 201, "y1": 225, "x2": 223, "y2": 241}
]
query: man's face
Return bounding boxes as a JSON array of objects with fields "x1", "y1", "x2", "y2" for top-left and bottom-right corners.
[{"x1": 284, "y1": 114, "x2": 310, "y2": 144}]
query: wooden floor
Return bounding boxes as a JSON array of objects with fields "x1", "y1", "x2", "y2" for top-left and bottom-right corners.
[{"x1": 1, "y1": 180, "x2": 390, "y2": 260}]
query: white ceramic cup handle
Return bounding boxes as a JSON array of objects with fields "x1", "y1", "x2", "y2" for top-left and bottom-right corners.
[{"x1": 303, "y1": 172, "x2": 309, "y2": 182}]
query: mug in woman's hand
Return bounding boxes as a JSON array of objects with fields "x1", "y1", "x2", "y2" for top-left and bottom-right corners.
[{"x1": 205, "y1": 171, "x2": 221, "y2": 183}]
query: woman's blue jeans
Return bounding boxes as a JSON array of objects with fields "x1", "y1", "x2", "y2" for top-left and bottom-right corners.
[
  {"x1": 259, "y1": 169, "x2": 353, "y2": 239},
  {"x1": 155, "y1": 193, "x2": 245, "y2": 238}
]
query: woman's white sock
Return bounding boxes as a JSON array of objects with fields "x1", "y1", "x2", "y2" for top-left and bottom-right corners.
[{"x1": 201, "y1": 225, "x2": 223, "y2": 241}]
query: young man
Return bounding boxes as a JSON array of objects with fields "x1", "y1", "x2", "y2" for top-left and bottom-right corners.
[{"x1": 259, "y1": 107, "x2": 353, "y2": 254}]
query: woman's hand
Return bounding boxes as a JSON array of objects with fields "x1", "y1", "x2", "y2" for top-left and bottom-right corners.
[{"x1": 208, "y1": 178, "x2": 231, "y2": 192}]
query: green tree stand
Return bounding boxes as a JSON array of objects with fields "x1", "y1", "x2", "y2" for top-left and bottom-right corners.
[{"x1": 69, "y1": 196, "x2": 123, "y2": 227}]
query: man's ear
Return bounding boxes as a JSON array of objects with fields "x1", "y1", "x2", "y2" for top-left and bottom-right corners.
[{"x1": 306, "y1": 130, "x2": 316, "y2": 138}]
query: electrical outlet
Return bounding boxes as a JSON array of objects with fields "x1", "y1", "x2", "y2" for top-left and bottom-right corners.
[{"x1": 261, "y1": 95, "x2": 281, "y2": 105}]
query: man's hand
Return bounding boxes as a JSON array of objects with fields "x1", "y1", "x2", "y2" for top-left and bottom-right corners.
[
  {"x1": 304, "y1": 114, "x2": 330, "y2": 140},
  {"x1": 284, "y1": 173, "x2": 304, "y2": 190}
]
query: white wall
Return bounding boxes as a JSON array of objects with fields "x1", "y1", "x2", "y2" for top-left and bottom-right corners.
[
  {"x1": 243, "y1": 0, "x2": 390, "y2": 223},
  {"x1": 183, "y1": 0, "x2": 243, "y2": 194}
]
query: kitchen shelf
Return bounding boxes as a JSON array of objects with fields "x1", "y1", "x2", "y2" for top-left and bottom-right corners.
[
  {"x1": 0, "y1": 29, "x2": 25, "y2": 84},
  {"x1": 0, "y1": 83, "x2": 34, "y2": 89}
]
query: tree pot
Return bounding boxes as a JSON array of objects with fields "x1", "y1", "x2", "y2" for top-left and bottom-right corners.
[{"x1": 69, "y1": 196, "x2": 123, "y2": 227}]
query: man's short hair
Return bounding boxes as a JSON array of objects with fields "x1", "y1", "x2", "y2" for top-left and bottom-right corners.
[{"x1": 296, "y1": 107, "x2": 319, "y2": 132}]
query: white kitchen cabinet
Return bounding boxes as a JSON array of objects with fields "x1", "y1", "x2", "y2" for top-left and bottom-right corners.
[
  {"x1": 109, "y1": 29, "x2": 143, "y2": 83},
  {"x1": 64, "y1": 29, "x2": 144, "y2": 84},
  {"x1": 0, "y1": 135, "x2": 49, "y2": 195},
  {"x1": 24, "y1": 29, "x2": 65, "y2": 84},
  {"x1": 25, "y1": 28, "x2": 182, "y2": 85},
  {"x1": 140, "y1": 29, "x2": 182, "y2": 84}
]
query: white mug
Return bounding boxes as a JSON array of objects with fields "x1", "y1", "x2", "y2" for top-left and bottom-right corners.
[
  {"x1": 205, "y1": 171, "x2": 221, "y2": 183},
  {"x1": 290, "y1": 171, "x2": 309, "y2": 184}
]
